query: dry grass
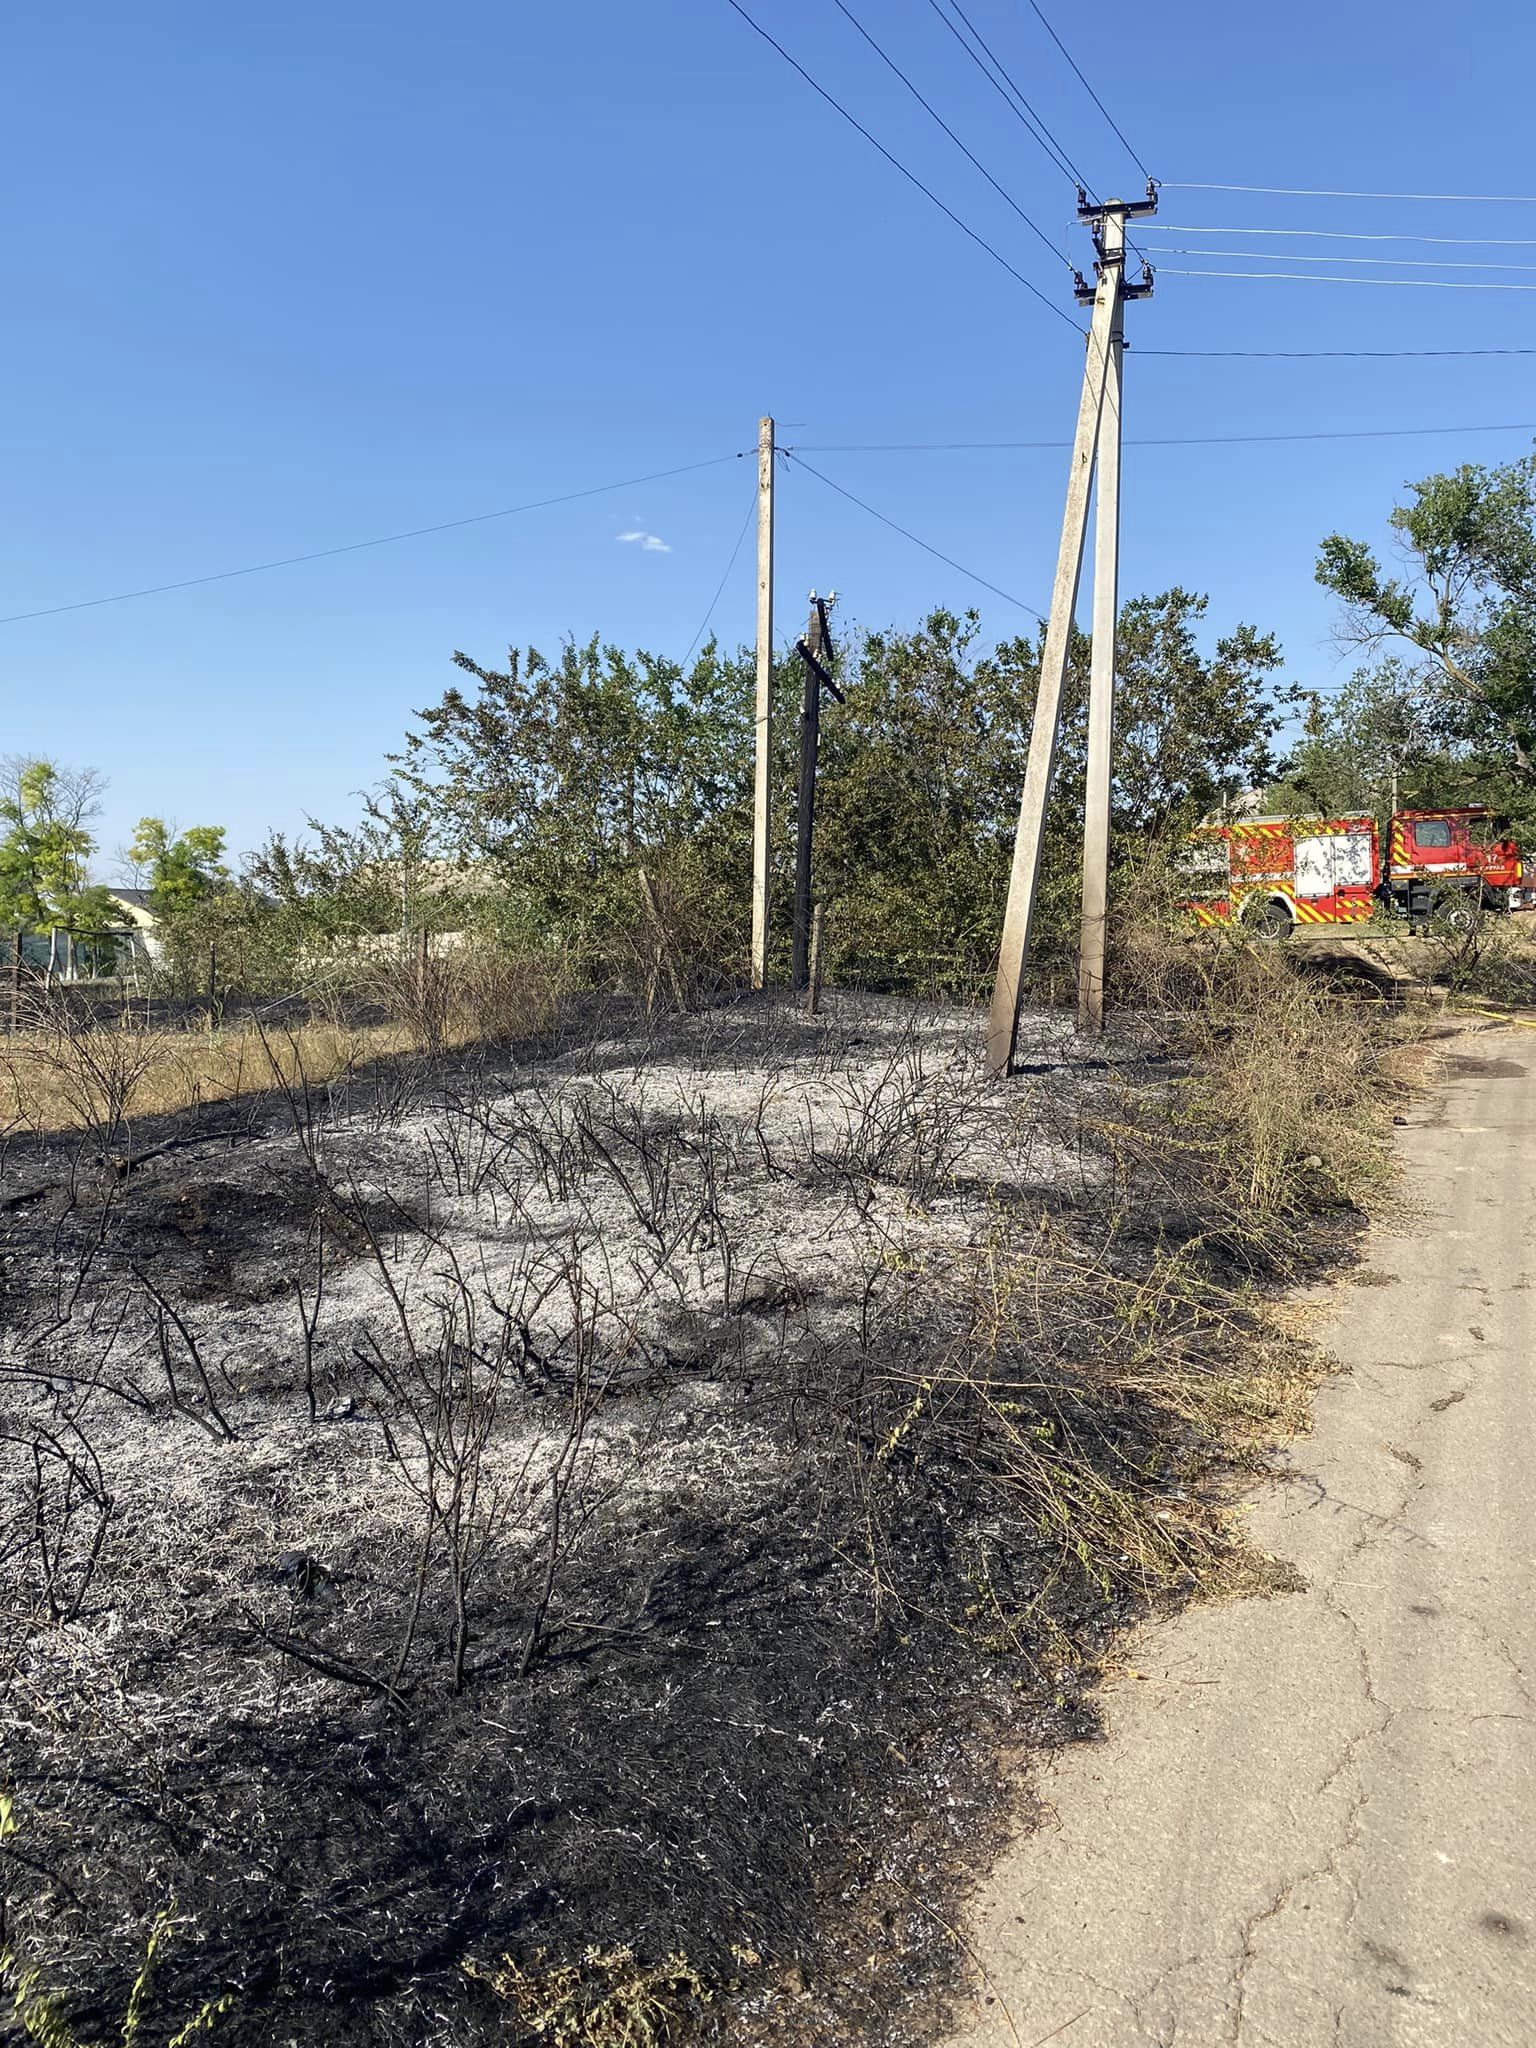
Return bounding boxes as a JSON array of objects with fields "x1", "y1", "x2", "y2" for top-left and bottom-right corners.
[
  {"x1": 897, "y1": 1204, "x2": 1339, "y2": 1649},
  {"x1": 1111, "y1": 920, "x2": 1403, "y2": 1217},
  {"x1": 1194, "y1": 968, "x2": 1394, "y2": 1214},
  {"x1": 462, "y1": 1945, "x2": 711, "y2": 2047},
  {"x1": 0, "y1": 947, "x2": 569, "y2": 1136},
  {"x1": 0, "y1": 1015, "x2": 414, "y2": 1135}
]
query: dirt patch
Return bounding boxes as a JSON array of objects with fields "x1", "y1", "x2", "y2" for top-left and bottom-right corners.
[{"x1": 1441, "y1": 1054, "x2": 1528, "y2": 1079}]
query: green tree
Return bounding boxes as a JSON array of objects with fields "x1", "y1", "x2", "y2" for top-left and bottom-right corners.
[
  {"x1": 0, "y1": 757, "x2": 117, "y2": 970},
  {"x1": 252, "y1": 785, "x2": 455, "y2": 945},
  {"x1": 1094, "y1": 592, "x2": 1284, "y2": 833},
  {"x1": 814, "y1": 593, "x2": 1284, "y2": 983},
  {"x1": 298, "y1": 594, "x2": 1285, "y2": 997},
  {"x1": 1267, "y1": 659, "x2": 1473, "y2": 819},
  {"x1": 1317, "y1": 449, "x2": 1536, "y2": 784},
  {"x1": 393, "y1": 637, "x2": 766, "y2": 960},
  {"x1": 128, "y1": 818, "x2": 231, "y2": 919}
]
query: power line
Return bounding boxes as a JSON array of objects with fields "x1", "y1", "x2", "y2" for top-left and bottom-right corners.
[
  {"x1": 1157, "y1": 266, "x2": 1536, "y2": 291},
  {"x1": 722, "y1": 0, "x2": 1081, "y2": 329},
  {"x1": 1141, "y1": 345, "x2": 1536, "y2": 359},
  {"x1": 1154, "y1": 222, "x2": 1536, "y2": 247},
  {"x1": 1141, "y1": 243, "x2": 1536, "y2": 272},
  {"x1": 794, "y1": 420, "x2": 1536, "y2": 452},
  {"x1": 920, "y1": 0, "x2": 1086, "y2": 191},
  {"x1": 828, "y1": 0, "x2": 1072, "y2": 270},
  {"x1": 1020, "y1": 0, "x2": 1151, "y2": 180},
  {"x1": 1164, "y1": 181, "x2": 1536, "y2": 204},
  {"x1": 683, "y1": 484, "x2": 758, "y2": 663},
  {"x1": 784, "y1": 452, "x2": 1044, "y2": 620},
  {"x1": 0, "y1": 452, "x2": 749, "y2": 627}
]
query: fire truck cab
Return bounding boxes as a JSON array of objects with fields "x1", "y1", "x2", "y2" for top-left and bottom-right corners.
[{"x1": 1387, "y1": 808, "x2": 1527, "y2": 917}]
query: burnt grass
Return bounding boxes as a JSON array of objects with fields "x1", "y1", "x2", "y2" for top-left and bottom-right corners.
[{"x1": 0, "y1": 993, "x2": 1366, "y2": 2047}]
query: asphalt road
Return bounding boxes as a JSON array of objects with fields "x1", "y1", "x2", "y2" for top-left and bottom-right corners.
[{"x1": 946, "y1": 1031, "x2": 1536, "y2": 2048}]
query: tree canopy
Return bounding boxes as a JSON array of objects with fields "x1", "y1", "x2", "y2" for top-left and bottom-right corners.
[
  {"x1": 378, "y1": 590, "x2": 1286, "y2": 986},
  {"x1": 0, "y1": 757, "x2": 116, "y2": 942},
  {"x1": 129, "y1": 818, "x2": 231, "y2": 919},
  {"x1": 1317, "y1": 449, "x2": 1536, "y2": 793},
  {"x1": 5, "y1": 587, "x2": 1290, "y2": 996}
]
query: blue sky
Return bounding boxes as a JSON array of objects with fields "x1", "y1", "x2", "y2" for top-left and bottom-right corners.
[{"x1": 5, "y1": 0, "x2": 1535, "y2": 868}]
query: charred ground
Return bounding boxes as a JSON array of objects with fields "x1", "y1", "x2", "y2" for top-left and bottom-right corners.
[{"x1": 0, "y1": 991, "x2": 1373, "y2": 2046}]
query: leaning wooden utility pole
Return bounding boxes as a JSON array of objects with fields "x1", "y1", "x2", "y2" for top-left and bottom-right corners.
[
  {"x1": 751, "y1": 415, "x2": 776, "y2": 989},
  {"x1": 986, "y1": 185, "x2": 1156, "y2": 1076},
  {"x1": 792, "y1": 590, "x2": 841, "y2": 989},
  {"x1": 1076, "y1": 209, "x2": 1127, "y2": 1035}
]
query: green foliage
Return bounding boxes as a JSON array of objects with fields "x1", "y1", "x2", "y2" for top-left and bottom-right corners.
[
  {"x1": 251, "y1": 784, "x2": 448, "y2": 942},
  {"x1": 126, "y1": 818, "x2": 298, "y2": 997},
  {"x1": 128, "y1": 819, "x2": 230, "y2": 921},
  {"x1": 813, "y1": 608, "x2": 1020, "y2": 983},
  {"x1": 392, "y1": 637, "x2": 760, "y2": 959},
  {"x1": 1274, "y1": 663, "x2": 1536, "y2": 846},
  {"x1": 147, "y1": 875, "x2": 304, "y2": 999},
  {"x1": 1269, "y1": 659, "x2": 1448, "y2": 818},
  {"x1": 1317, "y1": 448, "x2": 1536, "y2": 783},
  {"x1": 1102, "y1": 592, "x2": 1284, "y2": 831},
  {"x1": 0, "y1": 757, "x2": 115, "y2": 941},
  {"x1": 240, "y1": 589, "x2": 1286, "y2": 1003},
  {"x1": 817, "y1": 593, "x2": 1284, "y2": 985}
]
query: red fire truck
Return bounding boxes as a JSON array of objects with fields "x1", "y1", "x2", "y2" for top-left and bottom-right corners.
[{"x1": 1185, "y1": 808, "x2": 1529, "y2": 935}]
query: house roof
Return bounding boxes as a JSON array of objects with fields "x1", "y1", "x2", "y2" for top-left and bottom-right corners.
[{"x1": 105, "y1": 888, "x2": 159, "y2": 928}]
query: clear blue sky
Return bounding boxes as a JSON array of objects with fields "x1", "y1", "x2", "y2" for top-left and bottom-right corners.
[{"x1": 5, "y1": 0, "x2": 1535, "y2": 868}]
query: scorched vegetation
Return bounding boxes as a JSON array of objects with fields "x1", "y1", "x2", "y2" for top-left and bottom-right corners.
[{"x1": 0, "y1": 945, "x2": 1395, "y2": 2048}]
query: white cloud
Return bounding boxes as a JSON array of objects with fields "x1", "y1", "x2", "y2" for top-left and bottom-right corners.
[{"x1": 616, "y1": 529, "x2": 671, "y2": 553}]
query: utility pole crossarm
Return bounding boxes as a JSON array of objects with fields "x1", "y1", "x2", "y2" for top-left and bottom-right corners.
[{"x1": 793, "y1": 639, "x2": 842, "y2": 701}]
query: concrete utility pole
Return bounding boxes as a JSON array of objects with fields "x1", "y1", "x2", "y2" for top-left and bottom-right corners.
[
  {"x1": 792, "y1": 590, "x2": 841, "y2": 989},
  {"x1": 986, "y1": 185, "x2": 1156, "y2": 1077},
  {"x1": 751, "y1": 415, "x2": 776, "y2": 989},
  {"x1": 1076, "y1": 209, "x2": 1126, "y2": 1035}
]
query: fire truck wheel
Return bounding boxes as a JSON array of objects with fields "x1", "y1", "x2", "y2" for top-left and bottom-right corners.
[
  {"x1": 1430, "y1": 890, "x2": 1478, "y2": 934},
  {"x1": 1252, "y1": 899, "x2": 1293, "y2": 939}
]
